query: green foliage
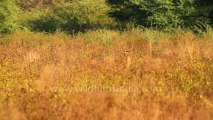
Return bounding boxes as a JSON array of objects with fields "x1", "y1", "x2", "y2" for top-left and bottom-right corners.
[
  {"x1": 0, "y1": 0, "x2": 20, "y2": 33},
  {"x1": 196, "y1": 0, "x2": 213, "y2": 27},
  {"x1": 15, "y1": 0, "x2": 64, "y2": 10},
  {"x1": 28, "y1": 0, "x2": 114, "y2": 33},
  {"x1": 108, "y1": 0, "x2": 213, "y2": 31},
  {"x1": 0, "y1": 0, "x2": 212, "y2": 34},
  {"x1": 136, "y1": 0, "x2": 181, "y2": 29}
]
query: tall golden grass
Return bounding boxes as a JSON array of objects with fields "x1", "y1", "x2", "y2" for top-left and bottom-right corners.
[{"x1": 0, "y1": 29, "x2": 213, "y2": 120}]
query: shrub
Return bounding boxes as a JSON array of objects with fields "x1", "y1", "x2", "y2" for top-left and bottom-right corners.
[
  {"x1": 15, "y1": 0, "x2": 64, "y2": 10},
  {"x1": 29, "y1": 0, "x2": 114, "y2": 33},
  {"x1": 108, "y1": 0, "x2": 213, "y2": 31},
  {"x1": 0, "y1": 0, "x2": 20, "y2": 33}
]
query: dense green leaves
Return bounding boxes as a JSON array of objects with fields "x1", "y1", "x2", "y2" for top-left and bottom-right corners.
[
  {"x1": 108, "y1": 0, "x2": 213, "y2": 31},
  {"x1": 15, "y1": 0, "x2": 64, "y2": 10},
  {"x1": 196, "y1": 0, "x2": 213, "y2": 26},
  {"x1": 0, "y1": 0, "x2": 20, "y2": 33},
  {"x1": 0, "y1": 0, "x2": 213, "y2": 33},
  {"x1": 28, "y1": 0, "x2": 114, "y2": 33}
]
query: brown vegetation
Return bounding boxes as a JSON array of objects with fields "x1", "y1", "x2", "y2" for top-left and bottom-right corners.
[{"x1": 0, "y1": 30, "x2": 213, "y2": 120}]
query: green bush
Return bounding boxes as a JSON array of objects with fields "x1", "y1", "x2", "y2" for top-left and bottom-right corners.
[
  {"x1": 196, "y1": 0, "x2": 213, "y2": 27},
  {"x1": 0, "y1": 0, "x2": 20, "y2": 33},
  {"x1": 29, "y1": 0, "x2": 114, "y2": 33},
  {"x1": 108, "y1": 0, "x2": 213, "y2": 31},
  {"x1": 15, "y1": 0, "x2": 64, "y2": 10}
]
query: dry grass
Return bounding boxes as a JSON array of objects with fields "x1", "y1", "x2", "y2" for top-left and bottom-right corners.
[{"x1": 0, "y1": 29, "x2": 213, "y2": 120}]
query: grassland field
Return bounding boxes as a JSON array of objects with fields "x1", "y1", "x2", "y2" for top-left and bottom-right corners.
[{"x1": 0, "y1": 29, "x2": 213, "y2": 120}]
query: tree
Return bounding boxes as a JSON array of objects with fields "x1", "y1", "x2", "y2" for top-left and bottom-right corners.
[
  {"x1": 15, "y1": 0, "x2": 64, "y2": 10},
  {"x1": 0, "y1": 0, "x2": 20, "y2": 33},
  {"x1": 29, "y1": 0, "x2": 114, "y2": 33},
  {"x1": 108, "y1": 0, "x2": 213, "y2": 30},
  {"x1": 196, "y1": 0, "x2": 213, "y2": 27}
]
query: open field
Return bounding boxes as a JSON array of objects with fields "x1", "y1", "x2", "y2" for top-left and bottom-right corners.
[{"x1": 0, "y1": 29, "x2": 213, "y2": 120}]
